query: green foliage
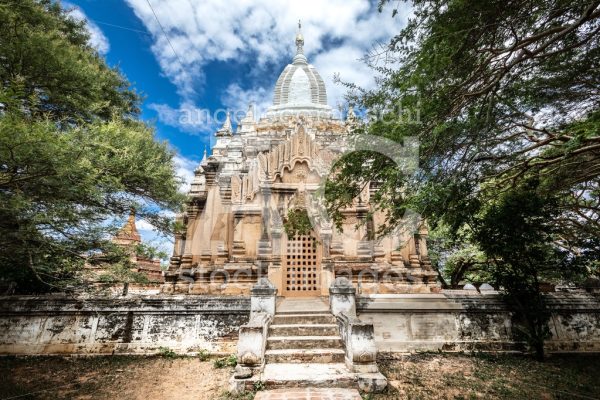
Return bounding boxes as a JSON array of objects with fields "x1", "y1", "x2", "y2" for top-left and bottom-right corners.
[
  {"x1": 329, "y1": 0, "x2": 600, "y2": 359},
  {"x1": 0, "y1": 0, "x2": 138, "y2": 121},
  {"x1": 197, "y1": 349, "x2": 210, "y2": 361},
  {"x1": 332, "y1": 0, "x2": 600, "y2": 244},
  {"x1": 474, "y1": 182, "x2": 562, "y2": 359},
  {"x1": 226, "y1": 354, "x2": 238, "y2": 367},
  {"x1": 213, "y1": 354, "x2": 237, "y2": 369},
  {"x1": 283, "y1": 208, "x2": 313, "y2": 237},
  {"x1": 157, "y1": 347, "x2": 177, "y2": 359},
  {"x1": 252, "y1": 381, "x2": 265, "y2": 392},
  {"x1": 0, "y1": 0, "x2": 184, "y2": 293},
  {"x1": 213, "y1": 357, "x2": 226, "y2": 369},
  {"x1": 97, "y1": 265, "x2": 150, "y2": 285},
  {"x1": 428, "y1": 224, "x2": 489, "y2": 288},
  {"x1": 135, "y1": 243, "x2": 168, "y2": 261}
]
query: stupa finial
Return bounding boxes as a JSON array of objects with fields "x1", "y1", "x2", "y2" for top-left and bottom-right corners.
[
  {"x1": 293, "y1": 20, "x2": 307, "y2": 64},
  {"x1": 296, "y1": 20, "x2": 304, "y2": 54}
]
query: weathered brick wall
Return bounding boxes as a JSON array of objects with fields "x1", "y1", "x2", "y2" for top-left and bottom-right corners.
[
  {"x1": 358, "y1": 292, "x2": 600, "y2": 353},
  {"x1": 1, "y1": 292, "x2": 598, "y2": 356},
  {"x1": 0, "y1": 295, "x2": 250, "y2": 355}
]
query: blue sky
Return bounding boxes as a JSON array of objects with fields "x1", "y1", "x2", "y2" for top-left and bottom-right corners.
[{"x1": 64, "y1": 0, "x2": 409, "y2": 250}]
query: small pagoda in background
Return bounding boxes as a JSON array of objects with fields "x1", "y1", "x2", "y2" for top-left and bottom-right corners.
[{"x1": 112, "y1": 211, "x2": 164, "y2": 283}]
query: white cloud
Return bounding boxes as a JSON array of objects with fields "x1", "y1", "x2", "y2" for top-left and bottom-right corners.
[
  {"x1": 63, "y1": 2, "x2": 110, "y2": 54},
  {"x1": 136, "y1": 219, "x2": 156, "y2": 231},
  {"x1": 148, "y1": 101, "x2": 214, "y2": 134},
  {"x1": 313, "y1": 45, "x2": 377, "y2": 108},
  {"x1": 173, "y1": 153, "x2": 198, "y2": 193},
  {"x1": 150, "y1": 85, "x2": 272, "y2": 134},
  {"x1": 125, "y1": 0, "x2": 410, "y2": 107},
  {"x1": 220, "y1": 84, "x2": 272, "y2": 124}
]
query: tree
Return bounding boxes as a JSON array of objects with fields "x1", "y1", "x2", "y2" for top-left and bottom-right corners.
[
  {"x1": 332, "y1": 0, "x2": 600, "y2": 237},
  {"x1": 135, "y1": 243, "x2": 169, "y2": 262},
  {"x1": 326, "y1": 0, "x2": 600, "y2": 358},
  {"x1": 427, "y1": 224, "x2": 489, "y2": 288},
  {"x1": 0, "y1": 0, "x2": 184, "y2": 292},
  {"x1": 475, "y1": 181, "x2": 570, "y2": 360},
  {"x1": 284, "y1": 208, "x2": 313, "y2": 237}
]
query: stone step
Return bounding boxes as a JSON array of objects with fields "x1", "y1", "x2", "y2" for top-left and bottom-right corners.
[
  {"x1": 259, "y1": 363, "x2": 356, "y2": 390},
  {"x1": 269, "y1": 324, "x2": 339, "y2": 337},
  {"x1": 232, "y1": 365, "x2": 389, "y2": 394},
  {"x1": 254, "y1": 388, "x2": 362, "y2": 400},
  {"x1": 272, "y1": 313, "x2": 336, "y2": 325},
  {"x1": 265, "y1": 348, "x2": 346, "y2": 363},
  {"x1": 266, "y1": 335, "x2": 343, "y2": 350},
  {"x1": 275, "y1": 298, "x2": 330, "y2": 314}
]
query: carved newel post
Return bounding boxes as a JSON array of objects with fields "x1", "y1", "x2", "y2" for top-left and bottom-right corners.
[
  {"x1": 329, "y1": 277, "x2": 357, "y2": 317},
  {"x1": 250, "y1": 277, "x2": 277, "y2": 318},
  {"x1": 328, "y1": 277, "x2": 387, "y2": 392},
  {"x1": 233, "y1": 277, "x2": 277, "y2": 389}
]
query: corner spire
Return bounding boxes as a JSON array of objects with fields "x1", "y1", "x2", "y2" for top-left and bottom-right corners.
[
  {"x1": 215, "y1": 112, "x2": 232, "y2": 137},
  {"x1": 244, "y1": 103, "x2": 254, "y2": 121},
  {"x1": 293, "y1": 19, "x2": 307, "y2": 65}
]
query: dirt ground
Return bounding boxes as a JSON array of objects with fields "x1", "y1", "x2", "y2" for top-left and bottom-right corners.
[
  {"x1": 1, "y1": 353, "x2": 600, "y2": 400},
  {"x1": 374, "y1": 353, "x2": 600, "y2": 400},
  {"x1": 0, "y1": 356, "x2": 233, "y2": 400}
]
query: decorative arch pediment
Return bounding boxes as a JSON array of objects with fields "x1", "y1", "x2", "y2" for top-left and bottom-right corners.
[{"x1": 257, "y1": 126, "x2": 336, "y2": 182}]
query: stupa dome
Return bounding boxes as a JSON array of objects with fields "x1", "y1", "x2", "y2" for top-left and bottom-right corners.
[{"x1": 267, "y1": 22, "x2": 332, "y2": 117}]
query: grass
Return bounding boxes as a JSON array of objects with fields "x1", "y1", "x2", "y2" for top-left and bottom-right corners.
[
  {"x1": 197, "y1": 349, "x2": 211, "y2": 361},
  {"x1": 214, "y1": 354, "x2": 238, "y2": 369},
  {"x1": 215, "y1": 376, "x2": 263, "y2": 400},
  {"x1": 218, "y1": 391, "x2": 256, "y2": 400},
  {"x1": 157, "y1": 346, "x2": 178, "y2": 358},
  {"x1": 371, "y1": 352, "x2": 600, "y2": 399}
]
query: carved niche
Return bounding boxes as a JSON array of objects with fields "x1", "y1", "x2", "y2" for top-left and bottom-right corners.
[{"x1": 281, "y1": 162, "x2": 320, "y2": 184}]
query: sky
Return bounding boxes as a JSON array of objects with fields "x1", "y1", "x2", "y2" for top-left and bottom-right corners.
[{"x1": 63, "y1": 0, "x2": 410, "y2": 252}]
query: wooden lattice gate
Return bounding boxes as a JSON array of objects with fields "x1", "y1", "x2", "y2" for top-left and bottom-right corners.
[{"x1": 283, "y1": 234, "x2": 321, "y2": 297}]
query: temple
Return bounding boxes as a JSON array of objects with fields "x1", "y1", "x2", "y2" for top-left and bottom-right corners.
[
  {"x1": 85, "y1": 211, "x2": 164, "y2": 284},
  {"x1": 164, "y1": 24, "x2": 438, "y2": 296}
]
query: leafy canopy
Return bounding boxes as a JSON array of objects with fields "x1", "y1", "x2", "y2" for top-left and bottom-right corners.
[
  {"x1": 329, "y1": 0, "x2": 600, "y2": 276},
  {"x1": 326, "y1": 0, "x2": 600, "y2": 358},
  {"x1": 0, "y1": 0, "x2": 185, "y2": 292}
]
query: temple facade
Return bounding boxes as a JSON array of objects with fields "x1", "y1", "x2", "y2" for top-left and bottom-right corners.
[{"x1": 165, "y1": 26, "x2": 438, "y2": 296}]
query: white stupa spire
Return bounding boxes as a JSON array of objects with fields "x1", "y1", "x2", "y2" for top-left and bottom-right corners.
[
  {"x1": 215, "y1": 112, "x2": 233, "y2": 136},
  {"x1": 243, "y1": 103, "x2": 254, "y2": 122},
  {"x1": 293, "y1": 20, "x2": 307, "y2": 65}
]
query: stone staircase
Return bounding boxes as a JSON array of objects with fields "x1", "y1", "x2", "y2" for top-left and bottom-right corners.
[
  {"x1": 260, "y1": 302, "x2": 357, "y2": 390},
  {"x1": 265, "y1": 312, "x2": 345, "y2": 363},
  {"x1": 231, "y1": 282, "x2": 387, "y2": 395}
]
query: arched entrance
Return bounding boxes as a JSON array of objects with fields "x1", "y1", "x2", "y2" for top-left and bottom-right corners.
[{"x1": 282, "y1": 232, "x2": 321, "y2": 297}]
